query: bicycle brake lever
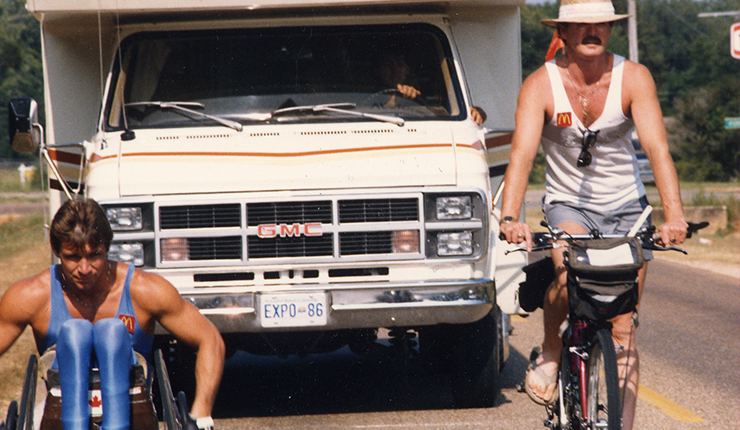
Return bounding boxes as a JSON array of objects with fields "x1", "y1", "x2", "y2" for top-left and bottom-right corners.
[
  {"x1": 503, "y1": 248, "x2": 527, "y2": 255},
  {"x1": 642, "y1": 242, "x2": 688, "y2": 255}
]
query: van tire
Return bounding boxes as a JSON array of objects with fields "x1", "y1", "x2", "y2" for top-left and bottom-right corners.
[{"x1": 449, "y1": 308, "x2": 500, "y2": 408}]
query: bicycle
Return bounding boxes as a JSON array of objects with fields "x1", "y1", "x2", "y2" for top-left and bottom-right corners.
[{"x1": 508, "y1": 210, "x2": 707, "y2": 430}]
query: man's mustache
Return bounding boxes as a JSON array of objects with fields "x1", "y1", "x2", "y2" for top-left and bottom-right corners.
[{"x1": 581, "y1": 36, "x2": 602, "y2": 45}]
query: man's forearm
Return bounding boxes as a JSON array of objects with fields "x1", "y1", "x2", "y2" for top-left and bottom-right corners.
[{"x1": 190, "y1": 335, "x2": 225, "y2": 417}]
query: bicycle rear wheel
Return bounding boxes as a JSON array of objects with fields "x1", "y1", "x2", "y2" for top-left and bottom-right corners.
[{"x1": 586, "y1": 329, "x2": 621, "y2": 429}]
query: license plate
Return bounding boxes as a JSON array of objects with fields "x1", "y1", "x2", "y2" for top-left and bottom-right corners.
[{"x1": 260, "y1": 293, "x2": 328, "y2": 327}]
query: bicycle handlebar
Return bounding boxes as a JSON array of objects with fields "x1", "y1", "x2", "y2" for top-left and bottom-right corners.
[{"x1": 503, "y1": 221, "x2": 708, "y2": 255}]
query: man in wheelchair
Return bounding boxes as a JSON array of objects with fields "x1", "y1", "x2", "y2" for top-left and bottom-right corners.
[{"x1": 0, "y1": 199, "x2": 225, "y2": 430}]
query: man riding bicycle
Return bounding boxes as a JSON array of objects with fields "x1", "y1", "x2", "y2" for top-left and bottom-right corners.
[{"x1": 498, "y1": 0, "x2": 688, "y2": 428}]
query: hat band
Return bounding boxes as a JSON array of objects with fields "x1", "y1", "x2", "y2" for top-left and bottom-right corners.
[{"x1": 559, "y1": 2, "x2": 616, "y2": 20}]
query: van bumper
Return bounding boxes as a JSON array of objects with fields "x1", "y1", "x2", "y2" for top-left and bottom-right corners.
[{"x1": 168, "y1": 279, "x2": 495, "y2": 334}]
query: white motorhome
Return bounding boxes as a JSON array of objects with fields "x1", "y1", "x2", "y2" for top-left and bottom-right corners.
[{"x1": 10, "y1": 0, "x2": 527, "y2": 407}]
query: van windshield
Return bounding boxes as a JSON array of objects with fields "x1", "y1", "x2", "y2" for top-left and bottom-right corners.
[{"x1": 106, "y1": 24, "x2": 464, "y2": 130}]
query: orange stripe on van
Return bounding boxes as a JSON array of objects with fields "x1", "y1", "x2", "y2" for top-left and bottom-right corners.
[{"x1": 89, "y1": 143, "x2": 454, "y2": 162}]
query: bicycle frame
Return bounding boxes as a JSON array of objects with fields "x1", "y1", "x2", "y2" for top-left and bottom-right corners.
[{"x1": 555, "y1": 317, "x2": 613, "y2": 429}]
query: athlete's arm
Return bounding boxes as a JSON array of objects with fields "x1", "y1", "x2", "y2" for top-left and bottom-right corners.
[
  {"x1": 0, "y1": 272, "x2": 48, "y2": 356},
  {"x1": 132, "y1": 270, "x2": 225, "y2": 418}
]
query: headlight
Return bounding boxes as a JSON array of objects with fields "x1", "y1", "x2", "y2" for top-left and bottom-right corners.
[
  {"x1": 437, "y1": 232, "x2": 473, "y2": 256},
  {"x1": 106, "y1": 207, "x2": 143, "y2": 231},
  {"x1": 108, "y1": 243, "x2": 145, "y2": 266},
  {"x1": 161, "y1": 238, "x2": 189, "y2": 262},
  {"x1": 392, "y1": 230, "x2": 420, "y2": 254},
  {"x1": 436, "y1": 196, "x2": 472, "y2": 220}
]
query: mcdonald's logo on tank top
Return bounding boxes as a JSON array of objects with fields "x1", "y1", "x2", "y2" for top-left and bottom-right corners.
[
  {"x1": 119, "y1": 314, "x2": 136, "y2": 334},
  {"x1": 556, "y1": 112, "x2": 572, "y2": 127}
]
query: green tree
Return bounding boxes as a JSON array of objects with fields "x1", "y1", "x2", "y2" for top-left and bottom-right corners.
[
  {"x1": 636, "y1": 0, "x2": 738, "y2": 112},
  {"x1": 670, "y1": 81, "x2": 739, "y2": 181},
  {"x1": 0, "y1": 0, "x2": 43, "y2": 160},
  {"x1": 636, "y1": 0, "x2": 739, "y2": 181},
  {"x1": 520, "y1": 2, "x2": 560, "y2": 77}
]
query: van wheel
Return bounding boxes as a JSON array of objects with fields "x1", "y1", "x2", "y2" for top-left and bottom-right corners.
[
  {"x1": 418, "y1": 325, "x2": 455, "y2": 374},
  {"x1": 449, "y1": 309, "x2": 500, "y2": 408}
]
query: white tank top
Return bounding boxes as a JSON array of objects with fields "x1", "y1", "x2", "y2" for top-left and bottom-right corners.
[{"x1": 541, "y1": 55, "x2": 645, "y2": 212}]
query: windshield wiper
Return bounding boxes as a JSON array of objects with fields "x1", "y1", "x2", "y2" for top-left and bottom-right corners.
[
  {"x1": 272, "y1": 103, "x2": 405, "y2": 126},
  {"x1": 125, "y1": 101, "x2": 244, "y2": 132}
]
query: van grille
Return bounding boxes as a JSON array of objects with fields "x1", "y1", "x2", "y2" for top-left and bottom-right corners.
[
  {"x1": 160, "y1": 204, "x2": 240, "y2": 229},
  {"x1": 247, "y1": 201, "x2": 332, "y2": 225},
  {"x1": 248, "y1": 234, "x2": 334, "y2": 258},
  {"x1": 339, "y1": 232, "x2": 393, "y2": 255},
  {"x1": 189, "y1": 236, "x2": 242, "y2": 260},
  {"x1": 339, "y1": 198, "x2": 418, "y2": 223},
  {"x1": 157, "y1": 197, "x2": 421, "y2": 263}
]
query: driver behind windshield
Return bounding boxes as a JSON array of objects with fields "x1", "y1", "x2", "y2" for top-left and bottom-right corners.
[{"x1": 375, "y1": 52, "x2": 484, "y2": 125}]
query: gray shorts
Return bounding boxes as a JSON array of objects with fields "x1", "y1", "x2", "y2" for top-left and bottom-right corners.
[{"x1": 543, "y1": 196, "x2": 653, "y2": 260}]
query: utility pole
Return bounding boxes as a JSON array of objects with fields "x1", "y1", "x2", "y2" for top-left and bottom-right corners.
[{"x1": 628, "y1": 0, "x2": 638, "y2": 63}]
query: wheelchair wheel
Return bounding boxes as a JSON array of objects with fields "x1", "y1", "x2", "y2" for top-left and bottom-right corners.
[
  {"x1": 16, "y1": 355, "x2": 37, "y2": 430},
  {"x1": 176, "y1": 391, "x2": 189, "y2": 425},
  {"x1": 155, "y1": 349, "x2": 183, "y2": 430},
  {"x1": 3, "y1": 401, "x2": 18, "y2": 430}
]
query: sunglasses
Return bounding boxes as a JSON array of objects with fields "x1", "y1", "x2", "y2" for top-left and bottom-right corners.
[{"x1": 577, "y1": 128, "x2": 600, "y2": 167}]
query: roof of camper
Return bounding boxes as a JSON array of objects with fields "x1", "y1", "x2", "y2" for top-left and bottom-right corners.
[{"x1": 27, "y1": 0, "x2": 522, "y2": 17}]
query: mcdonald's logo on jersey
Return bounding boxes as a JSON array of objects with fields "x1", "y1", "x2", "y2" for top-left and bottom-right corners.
[
  {"x1": 556, "y1": 112, "x2": 572, "y2": 127},
  {"x1": 119, "y1": 314, "x2": 136, "y2": 333}
]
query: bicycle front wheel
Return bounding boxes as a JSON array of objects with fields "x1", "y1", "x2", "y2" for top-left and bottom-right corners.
[{"x1": 586, "y1": 329, "x2": 621, "y2": 429}]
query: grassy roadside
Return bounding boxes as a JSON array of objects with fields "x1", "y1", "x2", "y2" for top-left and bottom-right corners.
[{"x1": 0, "y1": 214, "x2": 49, "y2": 414}]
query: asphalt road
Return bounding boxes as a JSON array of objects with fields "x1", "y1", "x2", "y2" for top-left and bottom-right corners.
[{"x1": 210, "y1": 259, "x2": 739, "y2": 429}]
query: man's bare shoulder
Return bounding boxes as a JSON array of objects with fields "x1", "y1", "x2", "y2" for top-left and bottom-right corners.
[
  {"x1": 0, "y1": 268, "x2": 52, "y2": 317},
  {"x1": 127, "y1": 267, "x2": 182, "y2": 310},
  {"x1": 518, "y1": 65, "x2": 554, "y2": 116},
  {"x1": 623, "y1": 59, "x2": 650, "y2": 75},
  {"x1": 622, "y1": 60, "x2": 655, "y2": 89},
  {"x1": 522, "y1": 65, "x2": 552, "y2": 92},
  {"x1": 7, "y1": 268, "x2": 51, "y2": 297}
]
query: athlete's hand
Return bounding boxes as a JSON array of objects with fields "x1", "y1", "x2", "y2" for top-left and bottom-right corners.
[{"x1": 185, "y1": 415, "x2": 214, "y2": 430}]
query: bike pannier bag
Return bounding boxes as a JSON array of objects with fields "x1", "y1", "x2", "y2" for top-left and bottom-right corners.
[
  {"x1": 565, "y1": 237, "x2": 644, "y2": 321},
  {"x1": 518, "y1": 256, "x2": 555, "y2": 312}
]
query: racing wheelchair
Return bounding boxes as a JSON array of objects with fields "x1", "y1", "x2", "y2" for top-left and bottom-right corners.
[{"x1": 0, "y1": 349, "x2": 188, "y2": 430}]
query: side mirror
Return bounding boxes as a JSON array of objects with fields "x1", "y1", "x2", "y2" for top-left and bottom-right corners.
[{"x1": 9, "y1": 97, "x2": 41, "y2": 153}]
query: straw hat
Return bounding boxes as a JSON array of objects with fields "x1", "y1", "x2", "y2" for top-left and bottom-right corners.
[{"x1": 541, "y1": 0, "x2": 630, "y2": 28}]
